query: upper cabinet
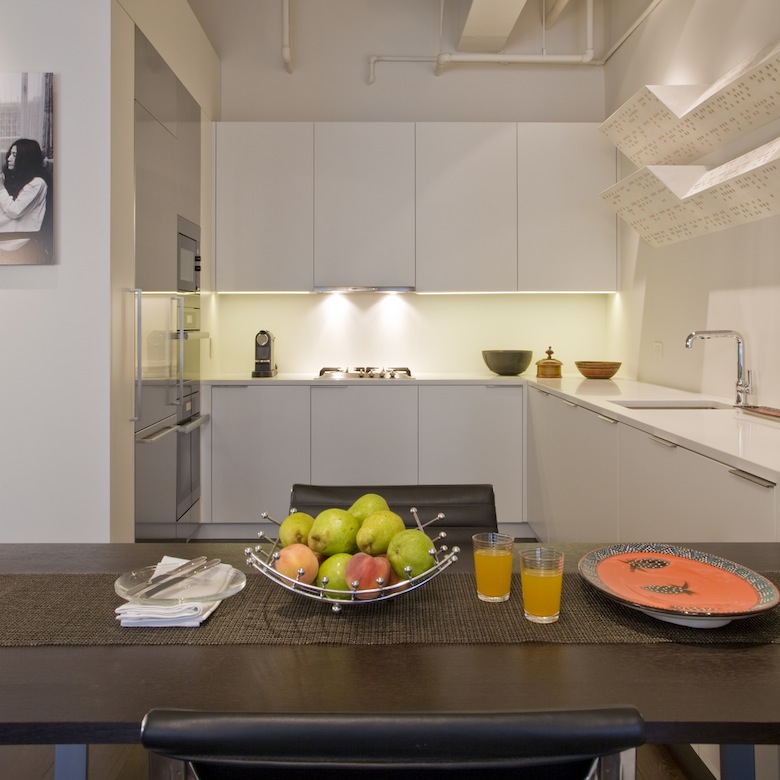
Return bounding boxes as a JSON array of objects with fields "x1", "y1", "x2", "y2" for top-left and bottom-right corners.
[
  {"x1": 176, "y1": 83, "x2": 201, "y2": 227},
  {"x1": 134, "y1": 28, "x2": 201, "y2": 292},
  {"x1": 517, "y1": 123, "x2": 617, "y2": 292},
  {"x1": 314, "y1": 123, "x2": 415, "y2": 290},
  {"x1": 212, "y1": 121, "x2": 615, "y2": 292},
  {"x1": 214, "y1": 123, "x2": 314, "y2": 291},
  {"x1": 416, "y1": 123, "x2": 518, "y2": 292}
]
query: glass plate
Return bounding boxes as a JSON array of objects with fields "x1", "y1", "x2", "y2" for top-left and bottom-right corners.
[
  {"x1": 115, "y1": 562, "x2": 246, "y2": 606},
  {"x1": 578, "y1": 543, "x2": 780, "y2": 629}
]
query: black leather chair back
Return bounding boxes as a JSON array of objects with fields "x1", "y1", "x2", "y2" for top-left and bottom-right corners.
[
  {"x1": 289, "y1": 484, "x2": 498, "y2": 531},
  {"x1": 141, "y1": 707, "x2": 645, "y2": 779}
]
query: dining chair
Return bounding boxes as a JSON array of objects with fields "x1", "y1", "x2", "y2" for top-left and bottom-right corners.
[
  {"x1": 288, "y1": 483, "x2": 499, "y2": 531},
  {"x1": 141, "y1": 707, "x2": 645, "y2": 779}
]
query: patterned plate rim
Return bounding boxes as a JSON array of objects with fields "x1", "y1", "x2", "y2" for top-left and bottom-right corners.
[{"x1": 577, "y1": 543, "x2": 780, "y2": 618}]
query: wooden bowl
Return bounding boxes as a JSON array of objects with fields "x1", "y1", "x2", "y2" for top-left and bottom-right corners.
[{"x1": 575, "y1": 361, "x2": 621, "y2": 379}]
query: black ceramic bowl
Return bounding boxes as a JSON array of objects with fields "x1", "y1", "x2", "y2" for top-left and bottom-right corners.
[{"x1": 482, "y1": 350, "x2": 533, "y2": 376}]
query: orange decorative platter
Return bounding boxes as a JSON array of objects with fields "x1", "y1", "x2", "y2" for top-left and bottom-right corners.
[{"x1": 578, "y1": 543, "x2": 780, "y2": 628}]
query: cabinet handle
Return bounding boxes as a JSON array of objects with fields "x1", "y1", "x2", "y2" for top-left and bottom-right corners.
[
  {"x1": 728, "y1": 469, "x2": 776, "y2": 489},
  {"x1": 648, "y1": 435, "x2": 677, "y2": 448},
  {"x1": 531, "y1": 387, "x2": 548, "y2": 397},
  {"x1": 596, "y1": 414, "x2": 618, "y2": 424},
  {"x1": 312, "y1": 385, "x2": 347, "y2": 389},
  {"x1": 562, "y1": 399, "x2": 577, "y2": 407}
]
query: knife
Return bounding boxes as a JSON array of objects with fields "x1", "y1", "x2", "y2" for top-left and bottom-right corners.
[
  {"x1": 138, "y1": 558, "x2": 222, "y2": 599},
  {"x1": 126, "y1": 556, "x2": 208, "y2": 597}
]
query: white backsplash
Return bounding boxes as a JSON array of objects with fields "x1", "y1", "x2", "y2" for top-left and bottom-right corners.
[{"x1": 205, "y1": 292, "x2": 615, "y2": 378}]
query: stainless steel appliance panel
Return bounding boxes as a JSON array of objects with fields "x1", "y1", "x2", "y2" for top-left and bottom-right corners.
[{"x1": 135, "y1": 414, "x2": 178, "y2": 526}]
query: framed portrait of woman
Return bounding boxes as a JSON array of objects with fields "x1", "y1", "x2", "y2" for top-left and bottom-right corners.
[{"x1": 0, "y1": 72, "x2": 54, "y2": 265}]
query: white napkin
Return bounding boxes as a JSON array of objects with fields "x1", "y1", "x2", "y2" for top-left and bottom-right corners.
[{"x1": 115, "y1": 556, "x2": 231, "y2": 627}]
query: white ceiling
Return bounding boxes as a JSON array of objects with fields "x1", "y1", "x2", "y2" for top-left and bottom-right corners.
[{"x1": 186, "y1": 0, "x2": 659, "y2": 73}]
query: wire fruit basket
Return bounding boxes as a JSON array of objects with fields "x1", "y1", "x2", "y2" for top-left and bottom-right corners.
[{"x1": 245, "y1": 508, "x2": 459, "y2": 612}]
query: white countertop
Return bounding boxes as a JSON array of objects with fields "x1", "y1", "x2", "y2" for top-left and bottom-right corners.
[
  {"x1": 202, "y1": 372, "x2": 780, "y2": 483},
  {"x1": 527, "y1": 376, "x2": 780, "y2": 484}
]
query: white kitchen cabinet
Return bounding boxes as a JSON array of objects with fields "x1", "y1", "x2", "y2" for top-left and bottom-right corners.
[
  {"x1": 310, "y1": 385, "x2": 418, "y2": 484},
  {"x1": 617, "y1": 424, "x2": 776, "y2": 542},
  {"x1": 214, "y1": 123, "x2": 314, "y2": 291},
  {"x1": 415, "y1": 123, "x2": 518, "y2": 292},
  {"x1": 210, "y1": 385, "x2": 311, "y2": 525},
  {"x1": 418, "y1": 385, "x2": 524, "y2": 530},
  {"x1": 314, "y1": 123, "x2": 415, "y2": 289},
  {"x1": 526, "y1": 387, "x2": 619, "y2": 542},
  {"x1": 176, "y1": 82, "x2": 201, "y2": 227},
  {"x1": 516, "y1": 123, "x2": 616, "y2": 292},
  {"x1": 135, "y1": 101, "x2": 177, "y2": 292}
]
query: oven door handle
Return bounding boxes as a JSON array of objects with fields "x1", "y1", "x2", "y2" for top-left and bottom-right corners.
[
  {"x1": 137, "y1": 425, "x2": 179, "y2": 444},
  {"x1": 177, "y1": 413, "x2": 210, "y2": 435}
]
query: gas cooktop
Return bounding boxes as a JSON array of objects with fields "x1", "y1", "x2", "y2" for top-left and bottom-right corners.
[{"x1": 317, "y1": 367, "x2": 413, "y2": 379}]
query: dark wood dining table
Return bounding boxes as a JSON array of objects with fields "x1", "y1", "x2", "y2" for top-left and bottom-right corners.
[{"x1": 1, "y1": 538, "x2": 779, "y2": 780}]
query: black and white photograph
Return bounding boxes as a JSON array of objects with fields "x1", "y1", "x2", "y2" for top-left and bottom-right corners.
[{"x1": 0, "y1": 72, "x2": 53, "y2": 265}]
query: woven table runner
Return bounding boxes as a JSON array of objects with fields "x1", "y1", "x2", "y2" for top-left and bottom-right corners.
[{"x1": 1, "y1": 571, "x2": 779, "y2": 647}]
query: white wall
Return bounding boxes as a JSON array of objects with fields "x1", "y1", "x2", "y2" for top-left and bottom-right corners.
[
  {"x1": 605, "y1": 0, "x2": 780, "y2": 408},
  {"x1": 0, "y1": 0, "x2": 217, "y2": 544},
  {"x1": 0, "y1": 0, "x2": 112, "y2": 542},
  {"x1": 201, "y1": 0, "x2": 616, "y2": 379},
  {"x1": 212, "y1": 293, "x2": 610, "y2": 378}
]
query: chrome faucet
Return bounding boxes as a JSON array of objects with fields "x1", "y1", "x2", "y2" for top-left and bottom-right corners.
[{"x1": 684, "y1": 330, "x2": 752, "y2": 407}]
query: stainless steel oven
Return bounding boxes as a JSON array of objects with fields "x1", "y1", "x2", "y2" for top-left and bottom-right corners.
[{"x1": 133, "y1": 292, "x2": 209, "y2": 539}]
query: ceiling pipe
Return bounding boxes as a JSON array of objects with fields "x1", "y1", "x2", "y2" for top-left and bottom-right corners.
[
  {"x1": 368, "y1": 0, "x2": 596, "y2": 83},
  {"x1": 281, "y1": 0, "x2": 293, "y2": 74}
]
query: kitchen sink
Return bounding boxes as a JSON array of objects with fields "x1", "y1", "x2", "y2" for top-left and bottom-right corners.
[{"x1": 611, "y1": 399, "x2": 733, "y2": 410}]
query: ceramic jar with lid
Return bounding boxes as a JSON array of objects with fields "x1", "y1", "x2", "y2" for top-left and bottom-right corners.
[{"x1": 536, "y1": 347, "x2": 563, "y2": 378}]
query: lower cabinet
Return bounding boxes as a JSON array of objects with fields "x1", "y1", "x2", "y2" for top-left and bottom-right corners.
[
  {"x1": 526, "y1": 387, "x2": 618, "y2": 542},
  {"x1": 310, "y1": 385, "x2": 418, "y2": 484},
  {"x1": 210, "y1": 382, "x2": 526, "y2": 537},
  {"x1": 617, "y1": 424, "x2": 776, "y2": 542},
  {"x1": 526, "y1": 387, "x2": 776, "y2": 543},
  {"x1": 210, "y1": 385, "x2": 311, "y2": 526},
  {"x1": 418, "y1": 385, "x2": 524, "y2": 531}
]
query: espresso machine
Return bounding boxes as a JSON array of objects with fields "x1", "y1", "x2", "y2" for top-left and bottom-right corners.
[{"x1": 252, "y1": 330, "x2": 278, "y2": 377}]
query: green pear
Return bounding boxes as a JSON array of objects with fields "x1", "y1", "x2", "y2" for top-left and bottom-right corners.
[
  {"x1": 307, "y1": 508, "x2": 361, "y2": 556},
  {"x1": 347, "y1": 493, "x2": 389, "y2": 523},
  {"x1": 387, "y1": 529, "x2": 436, "y2": 579},
  {"x1": 278, "y1": 511, "x2": 315, "y2": 547},
  {"x1": 316, "y1": 552, "x2": 353, "y2": 599},
  {"x1": 356, "y1": 510, "x2": 406, "y2": 555}
]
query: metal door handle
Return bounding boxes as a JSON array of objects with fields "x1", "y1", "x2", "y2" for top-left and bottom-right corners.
[
  {"x1": 596, "y1": 414, "x2": 618, "y2": 424},
  {"x1": 132, "y1": 288, "x2": 142, "y2": 422},
  {"x1": 728, "y1": 469, "x2": 775, "y2": 488},
  {"x1": 648, "y1": 435, "x2": 677, "y2": 448},
  {"x1": 138, "y1": 426, "x2": 178, "y2": 444},
  {"x1": 178, "y1": 413, "x2": 211, "y2": 434}
]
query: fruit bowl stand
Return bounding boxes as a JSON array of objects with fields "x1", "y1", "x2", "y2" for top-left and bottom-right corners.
[{"x1": 245, "y1": 509, "x2": 460, "y2": 613}]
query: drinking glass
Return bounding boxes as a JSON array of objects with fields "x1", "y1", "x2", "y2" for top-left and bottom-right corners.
[
  {"x1": 472, "y1": 532, "x2": 514, "y2": 602},
  {"x1": 519, "y1": 547, "x2": 564, "y2": 623}
]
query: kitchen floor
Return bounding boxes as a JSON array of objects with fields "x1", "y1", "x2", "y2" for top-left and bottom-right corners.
[{"x1": 0, "y1": 744, "x2": 704, "y2": 778}]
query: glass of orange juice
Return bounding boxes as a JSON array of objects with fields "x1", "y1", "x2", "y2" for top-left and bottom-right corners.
[
  {"x1": 472, "y1": 533, "x2": 514, "y2": 602},
  {"x1": 519, "y1": 547, "x2": 564, "y2": 623}
]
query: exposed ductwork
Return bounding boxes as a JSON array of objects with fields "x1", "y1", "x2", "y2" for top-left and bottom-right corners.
[
  {"x1": 273, "y1": 0, "x2": 664, "y2": 84},
  {"x1": 457, "y1": 0, "x2": 531, "y2": 53},
  {"x1": 368, "y1": 0, "x2": 596, "y2": 84}
]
